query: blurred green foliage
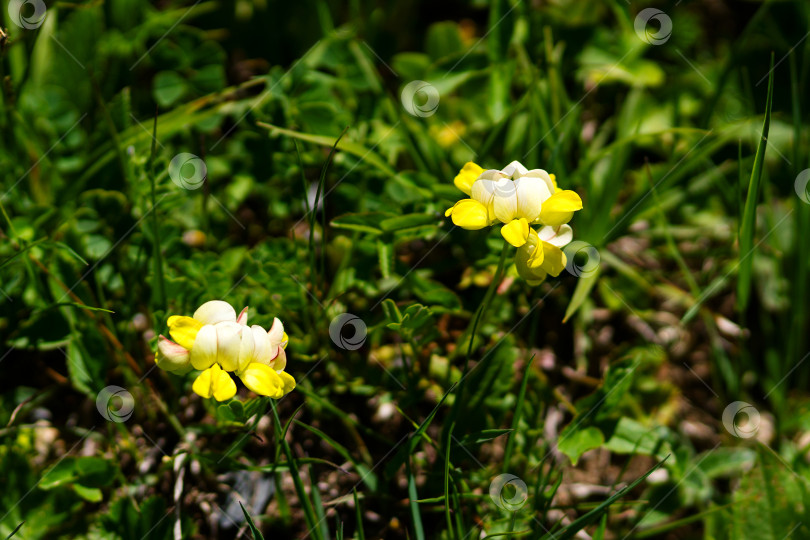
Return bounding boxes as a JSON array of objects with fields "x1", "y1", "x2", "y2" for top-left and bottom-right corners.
[{"x1": 2, "y1": 0, "x2": 810, "y2": 538}]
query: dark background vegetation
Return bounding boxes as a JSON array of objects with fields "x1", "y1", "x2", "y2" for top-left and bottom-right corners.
[{"x1": 1, "y1": 0, "x2": 809, "y2": 538}]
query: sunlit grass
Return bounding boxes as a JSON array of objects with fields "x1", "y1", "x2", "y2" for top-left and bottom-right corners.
[{"x1": 1, "y1": 0, "x2": 809, "y2": 538}]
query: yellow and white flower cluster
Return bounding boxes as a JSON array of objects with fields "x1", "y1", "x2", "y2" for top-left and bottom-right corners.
[
  {"x1": 155, "y1": 300, "x2": 295, "y2": 401},
  {"x1": 445, "y1": 161, "x2": 583, "y2": 285}
]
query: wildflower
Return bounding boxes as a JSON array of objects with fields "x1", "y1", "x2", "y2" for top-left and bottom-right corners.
[
  {"x1": 181, "y1": 229, "x2": 207, "y2": 247},
  {"x1": 429, "y1": 120, "x2": 467, "y2": 148},
  {"x1": 445, "y1": 160, "x2": 583, "y2": 286},
  {"x1": 156, "y1": 300, "x2": 295, "y2": 401},
  {"x1": 445, "y1": 160, "x2": 582, "y2": 248},
  {"x1": 514, "y1": 225, "x2": 572, "y2": 286}
]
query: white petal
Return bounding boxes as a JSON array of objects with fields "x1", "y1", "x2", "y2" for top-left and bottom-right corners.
[
  {"x1": 492, "y1": 178, "x2": 518, "y2": 223},
  {"x1": 272, "y1": 347, "x2": 287, "y2": 371},
  {"x1": 514, "y1": 177, "x2": 551, "y2": 221},
  {"x1": 471, "y1": 179, "x2": 494, "y2": 206},
  {"x1": 251, "y1": 325, "x2": 275, "y2": 365},
  {"x1": 267, "y1": 318, "x2": 285, "y2": 347},
  {"x1": 189, "y1": 324, "x2": 218, "y2": 370},
  {"x1": 501, "y1": 161, "x2": 528, "y2": 178},
  {"x1": 522, "y1": 169, "x2": 556, "y2": 195},
  {"x1": 236, "y1": 306, "x2": 249, "y2": 325},
  {"x1": 477, "y1": 169, "x2": 507, "y2": 181},
  {"x1": 236, "y1": 327, "x2": 255, "y2": 373},
  {"x1": 193, "y1": 300, "x2": 236, "y2": 325},
  {"x1": 538, "y1": 224, "x2": 573, "y2": 247},
  {"x1": 157, "y1": 336, "x2": 190, "y2": 372},
  {"x1": 215, "y1": 321, "x2": 243, "y2": 371}
]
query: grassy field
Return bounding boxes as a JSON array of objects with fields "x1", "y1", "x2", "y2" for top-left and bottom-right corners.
[{"x1": 1, "y1": 0, "x2": 809, "y2": 538}]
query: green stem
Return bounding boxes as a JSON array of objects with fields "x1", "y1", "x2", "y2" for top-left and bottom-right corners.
[
  {"x1": 464, "y1": 241, "x2": 510, "y2": 372},
  {"x1": 444, "y1": 422, "x2": 456, "y2": 540},
  {"x1": 270, "y1": 399, "x2": 321, "y2": 539},
  {"x1": 445, "y1": 241, "x2": 510, "y2": 438},
  {"x1": 148, "y1": 112, "x2": 166, "y2": 308},
  {"x1": 0, "y1": 198, "x2": 19, "y2": 240}
]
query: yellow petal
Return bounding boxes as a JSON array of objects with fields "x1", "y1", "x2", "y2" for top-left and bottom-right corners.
[
  {"x1": 239, "y1": 363, "x2": 284, "y2": 398},
  {"x1": 191, "y1": 366, "x2": 214, "y2": 398},
  {"x1": 517, "y1": 229, "x2": 544, "y2": 269},
  {"x1": 278, "y1": 371, "x2": 296, "y2": 395},
  {"x1": 528, "y1": 245, "x2": 545, "y2": 268},
  {"x1": 453, "y1": 162, "x2": 483, "y2": 195},
  {"x1": 213, "y1": 372, "x2": 237, "y2": 401},
  {"x1": 515, "y1": 229, "x2": 547, "y2": 285},
  {"x1": 167, "y1": 316, "x2": 204, "y2": 350},
  {"x1": 538, "y1": 190, "x2": 583, "y2": 227},
  {"x1": 539, "y1": 240, "x2": 567, "y2": 277},
  {"x1": 515, "y1": 254, "x2": 547, "y2": 285},
  {"x1": 500, "y1": 218, "x2": 530, "y2": 247},
  {"x1": 515, "y1": 260, "x2": 547, "y2": 285},
  {"x1": 449, "y1": 199, "x2": 489, "y2": 229},
  {"x1": 549, "y1": 173, "x2": 559, "y2": 192},
  {"x1": 192, "y1": 364, "x2": 236, "y2": 401}
]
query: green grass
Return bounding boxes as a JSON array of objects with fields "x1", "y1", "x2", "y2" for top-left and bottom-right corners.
[{"x1": 2, "y1": 0, "x2": 810, "y2": 538}]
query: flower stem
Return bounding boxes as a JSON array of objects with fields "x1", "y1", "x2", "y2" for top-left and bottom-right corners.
[
  {"x1": 464, "y1": 241, "x2": 510, "y2": 371},
  {"x1": 446, "y1": 241, "x2": 510, "y2": 437},
  {"x1": 148, "y1": 110, "x2": 166, "y2": 309}
]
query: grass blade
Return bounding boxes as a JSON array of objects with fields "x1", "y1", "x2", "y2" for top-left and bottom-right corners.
[
  {"x1": 239, "y1": 502, "x2": 265, "y2": 540},
  {"x1": 353, "y1": 488, "x2": 365, "y2": 540},
  {"x1": 444, "y1": 422, "x2": 455, "y2": 539},
  {"x1": 737, "y1": 52, "x2": 774, "y2": 312},
  {"x1": 546, "y1": 455, "x2": 670, "y2": 540},
  {"x1": 293, "y1": 419, "x2": 378, "y2": 491},
  {"x1": 310, "y1": 126, "x2": 348, "y2": 296},
  {"x1": 563, "y1": 265, "x2": 600, "y2": 323},
  {"x1": 257, "y1": 123, "x2": 394, "y2": 176},
  {"x1": 270, "y1": 401, "x2": 322, "y2": 539},
  {"x1": 406, "y1": 459, "x2": 426, "y2": 540},
  {"x1": 147, "y1": 108, "x2": 166, "y2": 309},
  {"x1": 503, "y1": 355, "x2": 534, "y2": 470}
]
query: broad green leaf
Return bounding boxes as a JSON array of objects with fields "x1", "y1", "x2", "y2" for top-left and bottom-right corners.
[
  {"x1": 381, "y1": 299, "x2": 403, "y2": 324},
  {"x1": 604, "y1": 417, "x2": 667, "y2": 458},
  {"x1": 72, "y1": 484, "x2": 102, "y2": 502},
  {"x1": 408, "y1": 272, "x2": 461, "y2": 310},
  {"x1": 38, "y1": 459, "x2": 78, "y2": 490},
  {"x1": 731, "y1": 445, "x2": 807, "y2": 538},
  {"x1": 557, "y1": 426, "x2": 604, "y2": 466},
  {"x1": 153, "y1": 71, "x2": 188, "y2": 107},
  {"x1": 425, "y1": 22, "x2": 465, "y2": 60}
]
